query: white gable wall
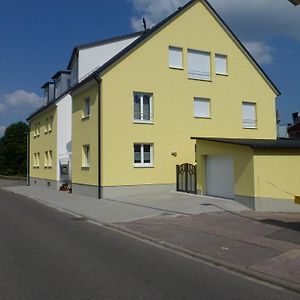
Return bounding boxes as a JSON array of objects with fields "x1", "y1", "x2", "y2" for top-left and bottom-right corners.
[
  {"x1": 78, "y1": 36, "x2": 140, "y2": 81},
  {"x1": 56, "y1": 94, "x2": 72, "y2": 185}
]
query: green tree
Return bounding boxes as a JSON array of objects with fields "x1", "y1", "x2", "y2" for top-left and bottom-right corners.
[{"x1": 0, "y1": 122, "x2": 29, "y2": 176}]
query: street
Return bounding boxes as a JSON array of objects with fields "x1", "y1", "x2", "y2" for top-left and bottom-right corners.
[{"x1": 0, "y1": 187, "x2": 298, "y2": 300}]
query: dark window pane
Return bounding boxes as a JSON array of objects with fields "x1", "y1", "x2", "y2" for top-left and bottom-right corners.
[
  {"x1": 134, "y1": 145, "x2": 141, "y2": 163},
  {"x1": 143, "y1": 145, "x2": 151, "y2": 163},
  {"x1": 134, "y1": 95, "x2": 141, "y2": 120}
]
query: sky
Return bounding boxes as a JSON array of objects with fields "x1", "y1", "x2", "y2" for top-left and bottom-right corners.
[{"x1": 0, "y1": 0, "x2": 299, "y2": 136}]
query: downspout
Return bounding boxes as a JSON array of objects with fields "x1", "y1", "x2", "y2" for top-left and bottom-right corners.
[
  {"x1": 26, "y1": 121, "x2": 30, "y2": 186},
  {"x1": 94, "y1": 77, "x2": 102, "y2": 199}
]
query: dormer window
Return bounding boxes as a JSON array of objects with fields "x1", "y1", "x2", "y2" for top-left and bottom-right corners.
[
  {"x1": 41, "y1": 82, "x2": 54, "y2": 105},
  {"x1": 52, "y1": 71, "x2": 71, "y2": 99},
  {"x1": 70, "y1": 58, "x2": 78, "y2": 87}
]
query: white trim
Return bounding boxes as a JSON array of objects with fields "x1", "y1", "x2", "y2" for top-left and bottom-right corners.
[
  {"x1": 134, "y1": 143, "x2": 154, "y2": 167},
  {"x1": 133, "y1": 92, "x2": 153, "y2": 123}
]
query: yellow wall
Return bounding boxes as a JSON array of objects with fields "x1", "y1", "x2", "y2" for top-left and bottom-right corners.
[
  {"x1": 72, "y1": 84, "x2": 98, "y2": 185},
  {"x1": 72, "y1": 0, "x2": 277, "y2": 188},
  {"x1": 253, "y1": 150, "x2": 300, "y2": 200},
  {"x1": 195, "y1": 140, "x2": 255, "y2": 196},
  {"x1": 30, "y1": 107, "x2": 57, "y2": 180}
]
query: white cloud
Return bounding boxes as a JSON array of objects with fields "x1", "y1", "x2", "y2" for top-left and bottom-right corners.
[
  {"x1": 0, "y1": 90, "x2": 42, "y2": 114},
  {"x1": 208, "y1": 0, "x2": 300, "y2": 41},
  {"x1": 243, "y1": 41, "x2": 275, "y2": 65},
  {"x1": 0, "y1": 126, "x2": 5, "y2": 137}
]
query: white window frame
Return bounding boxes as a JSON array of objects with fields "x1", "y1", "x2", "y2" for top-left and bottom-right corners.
[
  {"x1": 44, "y1": 151, "x2": 48, "y2": 168},
  {"x1": 169, "y1": 46, "x2": 183, "y2": 69},
  {"x1": 133, "y1": 93, "x2": 153, "y2": 123},
  {"x1": 45, "y1": 118, "x2": 48, "y2": 134},
  {"x1": 48, "y1": 151, "x2": 52, "y2": 168},
  {"x1": 242, "y1": 102, "x2": 257, "y2": 129},
  {"x1": 82, "y1": 144, "x2": 90, "y2": 168},
  {"x1": 33, "y1": 125, "x2": 37, "y2": 138},
  {"x1": 215, "y1": 54, "x2": 228, "y2": 75},
  {"x1": 37, "y1": 123, "x2": 40, "y2": 137},
  {"x1": 194, "y1": 98, "x2": 211, "y2": 119},
  {"x1": 37, "y1": 153, "x2": 40, "y2": 168},
  {"x1": 33, "y1": 153, "x2": 37, "y2": 168},
  {"x1": 134, "y1": 143, "x2": 154, "y2": 168},
  {"x1": 82, "y1": 97, "x2": 91, "y2": 119},
  {"x1": 48, "y1": 116, "x2": 53, "y2": 132},
  {"x1": 188, "y1": 49, "x2": 211, "y2": 81}
]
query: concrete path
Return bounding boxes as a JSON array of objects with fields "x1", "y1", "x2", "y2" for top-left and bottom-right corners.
[{"x1": 3, "y1": 185, "x2": 250, "y2": 223}]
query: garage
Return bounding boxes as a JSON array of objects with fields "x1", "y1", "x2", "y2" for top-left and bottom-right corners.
[
  {"x1": 206, "y1": 155, "x2": 234, "y2": 199},
  {"x1": 193, "y1": 137, "x2": 300, "y2": 212}
]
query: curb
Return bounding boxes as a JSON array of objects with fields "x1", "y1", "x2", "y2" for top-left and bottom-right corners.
[
  {"x1": 4, "y1": 187, "x2": 300, "y2": 294},
  {"x1": 99, "y1": 222, "x2": 300, "y2": 295}
]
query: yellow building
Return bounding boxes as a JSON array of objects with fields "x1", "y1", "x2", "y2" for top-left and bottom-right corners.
[
  {"x1": 70, "y1": 0, "x2": 281, "y2": 199},
  {"x1": 29, "y1": 104, "x2": 57, "y2": 189},
  {"x1": 194, "y1": 138, "x2": 300, "y2": 212}
]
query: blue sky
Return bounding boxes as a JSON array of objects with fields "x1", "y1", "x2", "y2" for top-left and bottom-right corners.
[{"x1": 0, "y1": 0, "x2": 299, "y2": 136}]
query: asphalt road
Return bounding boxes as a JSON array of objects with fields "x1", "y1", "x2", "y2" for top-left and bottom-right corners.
[{"x1": 0, "y1": 187, "x2": 299, "y2": 300}]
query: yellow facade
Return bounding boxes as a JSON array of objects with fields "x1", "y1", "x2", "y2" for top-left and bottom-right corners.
[
  {"x1": 253, "y1": 149, "x2": 300, "y2": 200},
  {"x1": 72, "y1": 0, "x2": 278, "y2": 189},
  {"x1": 72, "y1": 85, "x2": 98, "y2": 186},
  {"x1": 195, "y1": 140, "x2": 255, "y2": 197},
  {"x1": 30, "y1": 107, "x2": 57, "y2": 181}
]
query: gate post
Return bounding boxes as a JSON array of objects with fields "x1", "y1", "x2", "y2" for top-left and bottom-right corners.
[
  {"x1": 194, "y1": 164, "x2": 197, "y2": 194},
  {"x1": 176, "y1": 165, "x2": 179, "y2": 191}
]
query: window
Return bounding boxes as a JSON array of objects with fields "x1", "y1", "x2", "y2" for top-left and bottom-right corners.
[
  {"x1": 33, "y1": 153, "x2": 37, "y2": 168},
  {"x1": 37, "y1": 153, "x2": 40, "y2": 168},
  {"x1": 37, "y1": 123, "x2": 40, "y2": 137},
  {"x1": 48, "y1": 151, "x2": 52, "y2": 168},
  {"x1": 134, "y1": 93, "x2": 153, "y2": 122},
  {"x1": 33, "y1": 125, "x2": 37, "y2": 138},
  {"x1": 194, "y1": 98, "x2": 211, "y2": 118},
  {"x1": 188, "y1": 50, "x2": 211, "y2": 81},
  {"x1": 83, "y1": 97, "x2": 90, "y2": 119},
  {"x1": 169, "y1": 46, "x2": 183, "y2": 69},
  {"x1": 48, "y1": 116, "x2": 53, "y2": 132},
  {"x1": 45, "y1": 118, "x2": 48, "y2": 134},
  {"x1": 82, "y1": 144, "x2": 90, "y2": 168},
  {"x1": 55, "y1": 79, "x2": 61, "y2": 98},
  {"x1": 215, "y1": 54, "x2": 228, "y2": 75},
  {"x1": 44, "y1": 151, "x2": 48, "y2": 167},
  {"x1": 242, "y1": 102, "x2": 257, "y2": 128},
  {"x1": 134, "y1": 144, "x2": 153, "y2": 167}
]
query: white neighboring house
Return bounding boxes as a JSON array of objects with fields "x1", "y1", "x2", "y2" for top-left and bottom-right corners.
[{"x1": 39, "y1": 31, "x2": 145, "y2": 187}]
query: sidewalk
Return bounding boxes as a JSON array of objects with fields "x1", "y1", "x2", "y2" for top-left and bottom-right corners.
[{"x1": 2, "y1": 183, "x2": 300, "y2": 293}]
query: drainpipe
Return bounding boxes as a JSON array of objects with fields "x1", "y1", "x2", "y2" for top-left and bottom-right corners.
[
  {"x1": 94, "y1": 77, "x2": 102, "y2": 199},
  {"x1": 26, "y1": 121, "x2": 30, "y2": 186}
]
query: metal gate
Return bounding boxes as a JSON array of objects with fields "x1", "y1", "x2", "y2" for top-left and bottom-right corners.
[{"x1": 176, "y1": 163, "x2": 197, "y2": 194}]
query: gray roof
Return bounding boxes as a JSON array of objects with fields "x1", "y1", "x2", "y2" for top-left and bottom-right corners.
[
  {"x1": 192, "y1": 137, "x2": 300, "y2": 149},
  {"x1": 67, "y1": 30, "x2": 146, "y2": 70}
]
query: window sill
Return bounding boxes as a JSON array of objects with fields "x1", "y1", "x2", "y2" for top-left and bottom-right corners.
[
  {"x1": 188, "y1": 77, "x2": 212, "y2": 82},
  {"x1": 134, "y1": 164, "x2": 154, "y2": 168},
  {"x1": 81, "y1": 116, "x2": 90, "y2": 121},
  {"x1": 195, "y1": 116, "x2": 211, "y2": 119},
  {"x1": 133, "y1": 120, "x2": 154, "y2": 125},
  {"x1": 216, "y1": 73, "x2": 228, "y2": 77},
  {"x1": 169, "y1": 66, "x2": 183, "y2": 70},
  {"x1": 81, "y1": 166, "x2": 90, "y2": 170},
  {"x1": 243, "y1": 127, "x2": 257, "y2": 130}
]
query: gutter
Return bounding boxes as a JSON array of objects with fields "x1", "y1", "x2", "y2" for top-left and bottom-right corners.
[{"x1": 94, "y1": 77, "x2": 102, "y2": 199}]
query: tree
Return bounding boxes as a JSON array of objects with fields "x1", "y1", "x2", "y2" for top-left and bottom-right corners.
[{"x1": 0, "y1": 122, "x2": 29, "y2": 176}]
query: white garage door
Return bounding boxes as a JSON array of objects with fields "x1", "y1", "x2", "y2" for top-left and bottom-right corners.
[{"x1": 206, "y1": 155, "x2": 234, "y2": 199}]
